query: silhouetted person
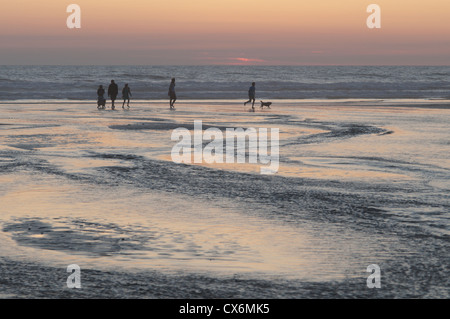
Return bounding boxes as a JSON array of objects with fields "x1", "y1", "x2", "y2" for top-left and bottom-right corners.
[
  {"x1": 108, "y1": 80, "x2": 119, "y2": 110},
  {"x1": 244, "y1": 82, "x2": 256, "y2": 110},
  {"x1": 168, "y1": 78, "x2": 176, "y2": 109},
  {"x1": 122, "y1": 84, "x2": 132, "y2": 109},
  {"x1": 97, "y1": 85, "x2": 106, "y2": 109}
]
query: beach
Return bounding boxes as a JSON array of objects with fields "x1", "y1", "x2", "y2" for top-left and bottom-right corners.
[
  {"x1": 1, "y1": 0, "x2": 449, "y2": 303},
  {"x1": 0, "y1": 99, "x2": 448, "y2": 298}
]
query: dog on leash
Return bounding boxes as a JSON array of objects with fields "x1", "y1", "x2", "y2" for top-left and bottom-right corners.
[{"x1": 260, "y1": 101, "x2": 272, "y2": 109}]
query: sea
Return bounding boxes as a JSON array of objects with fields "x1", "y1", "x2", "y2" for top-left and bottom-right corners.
[
  {"x1": 0, "y1": 65, "x2": 448, "y2": 299},
  {"x1": 0, "y1": 65, "x2": 450, "y2": 101}
]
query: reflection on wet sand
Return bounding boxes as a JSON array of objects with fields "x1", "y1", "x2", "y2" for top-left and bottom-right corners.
[
  {"x1": 0, "y1": 101, "x2": 449, "y2": 297},
  {"x1": 0, "y1": 174, "x2": 399, "y2": 281}
]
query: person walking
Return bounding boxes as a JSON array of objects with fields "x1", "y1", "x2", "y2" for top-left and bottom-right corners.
[
  {"x1": 122, "y1": 84, "x2": 132, "y2": 109},
  {"x1": 108, "y1": 80, "x2": 119, "y2": 110},
  {"x1": 97, "y1": 85, "x2": 106, "y2": 109},
  {"x1": 244, "y1": 82, "x2": 256, "y2": 111},
  {"x1": 168, "y1": 78, "x2": 177, "y2": 109}
]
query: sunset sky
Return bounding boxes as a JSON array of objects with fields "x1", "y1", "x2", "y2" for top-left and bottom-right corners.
[{"x1": 0, "y1": 0, "x2": 449, "y2": 65}]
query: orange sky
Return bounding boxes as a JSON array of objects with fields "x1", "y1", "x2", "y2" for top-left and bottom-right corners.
[{"x1": 0, "y1": 0, "x2": 449, "y2": 65}]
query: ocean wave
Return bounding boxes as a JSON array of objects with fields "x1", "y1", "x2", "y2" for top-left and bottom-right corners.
[{"x1": 1, "y1": 65, "x2": 450, "y2": 100}]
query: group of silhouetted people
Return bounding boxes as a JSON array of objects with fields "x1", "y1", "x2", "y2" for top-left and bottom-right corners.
[
  {"x1": 97, "y1": 79, "x2": 176, "y2": 110},
  {"x1": 97, "y1": 80, "x2": 132, "y2": 110},
  {"x1": 97, "y1": 78, "x2": 258, "y2": 111}
]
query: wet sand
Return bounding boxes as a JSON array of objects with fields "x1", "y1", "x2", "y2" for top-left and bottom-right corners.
[{"x1": 0, "y1": 100, "x2": 448, "y2": 298}]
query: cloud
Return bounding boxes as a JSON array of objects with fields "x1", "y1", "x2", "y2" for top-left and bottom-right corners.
[
  {"x1": 194, "y1": 55, "x2": 268, "y2": 65},
  {"x1": 227, "y1": 57, "x2": 266, "y2": 64}
]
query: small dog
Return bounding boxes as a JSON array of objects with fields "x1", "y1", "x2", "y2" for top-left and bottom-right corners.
[{"x1": 260, "y1": 101, "x2": 272, "y2": 109}]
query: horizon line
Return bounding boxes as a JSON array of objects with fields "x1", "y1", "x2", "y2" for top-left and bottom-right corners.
[{"x1": 2, "y1": 64, "x2": 450, "y2": 67}]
